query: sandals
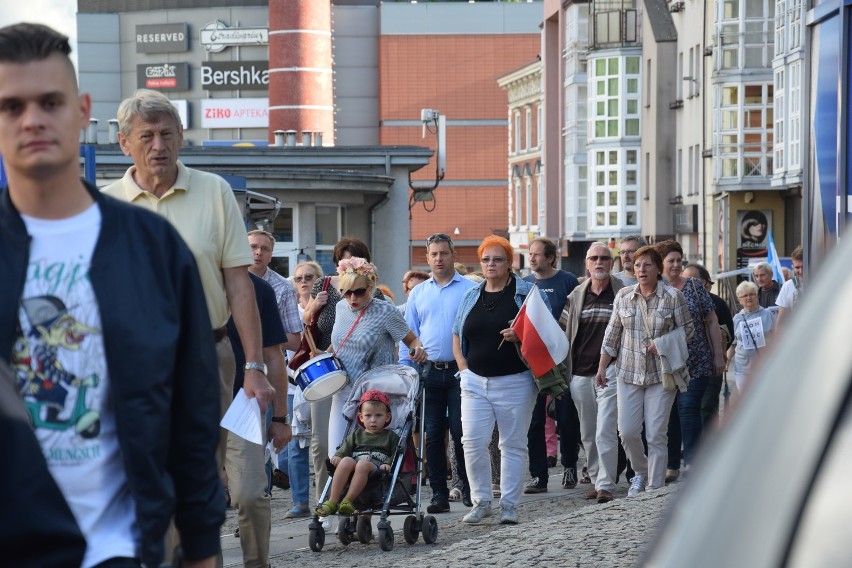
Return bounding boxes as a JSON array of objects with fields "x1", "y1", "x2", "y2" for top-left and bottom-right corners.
[
  {"x1": 315, "y1": 501, "x2": 337, "y2": 516},
  {"x1": 338, "y1": 498, "x2": 355, "y2": 515}
]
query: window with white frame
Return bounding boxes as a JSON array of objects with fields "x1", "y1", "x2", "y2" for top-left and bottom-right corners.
[
  {"x1": 514, "y1": 179, "x2": 522, "y2": 227},
  {"x1": 514, "y1": 112, "x2": 521, "y2": 155},
  {"x1": 590, "y1": 148, "x2": 639, "y2": 229},
  {"x1": 774, "y1": 68, "x2": 785, "y2": 172},
  {"x1": 676, "y1": 148, "x2": 683, "y2": 196},
  {"x1": 315, "y1": 205, "x2": 342, "y2": 275},
  {"x1": 715, "y1": 82, "x2": 774, "y2": 180},
  {"x1": 590, "y1": 55, "x2": 641, "y2": 140},
  {"x1": 525, "y1": 108, "x2": 532, "y2": 152},
  {"x1": 525, "y1": 177, "x2": 533, "y2": 227},
  {"x1": 537, "y1": 170, "x2": 545, "y2": 228},
  {"x1": 775, "y1": 0, "x2": 786, "y2": 56},
  {"x1": 788, "y1": 60, "x2": 801, "y2": 170},
  {"x1": 717, "y1": 0, "x2": 774, "y2": 70},
  {"x1": 537, "y1": 105, "x2": 543, "y2": 147}
]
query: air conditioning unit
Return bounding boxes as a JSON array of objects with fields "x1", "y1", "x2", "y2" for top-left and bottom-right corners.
[
  {"x1": 670, "y1": 99, "x2": 684, "y2": 109},
  {"x1": 669, "y1": 2, "x2": 685, "y2": 12},
  {"x1": 703, "y1": 46, "x2": 713, "y2": 56}
]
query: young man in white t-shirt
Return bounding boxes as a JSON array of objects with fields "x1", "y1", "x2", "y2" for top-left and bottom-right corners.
[
  {"x1": 0, "y1": 23, "x2": 223, "y2": 568},
  {"x1": 775, "y1": 245, "x2": 804, "y2": 332}
]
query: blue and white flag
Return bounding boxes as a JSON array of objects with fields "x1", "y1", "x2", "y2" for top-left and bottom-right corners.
[{"x1": 766, "y1": 230, "x2": 785, "y2": 283}]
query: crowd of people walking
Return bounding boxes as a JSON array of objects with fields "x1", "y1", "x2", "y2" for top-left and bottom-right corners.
[{"x1": 0, "y1": 22, "x2": 805, "y2": 568}]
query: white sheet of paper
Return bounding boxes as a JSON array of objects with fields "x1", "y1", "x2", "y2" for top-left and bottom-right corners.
[
  {"x1": 740, "y1": 318, "x2": 767, "y2": 350},
  {"x1": 220, "y1": 388, "x2": 263, "y2": 445}
]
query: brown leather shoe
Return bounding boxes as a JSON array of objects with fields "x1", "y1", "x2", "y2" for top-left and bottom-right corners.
[
  {"x1": 665, "y1": 469, "x2": 680, "y2": 483},
  {"x1": 596, "y1": 489, "x2": 614, "y2": 503},
  {"x1": 584, "y1": 486, "x2": 598, "y2": 500}
]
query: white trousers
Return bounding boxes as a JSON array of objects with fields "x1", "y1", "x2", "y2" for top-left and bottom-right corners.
[
  {"x1": 460, "y1": 369, "x2": 537, "y2": 509},
  {"x1": 617, "y1": 379, "x2": 676, "y2": 490},
  {"x1": 570, "y1": 366, "x2": 619, "y2": 492}
]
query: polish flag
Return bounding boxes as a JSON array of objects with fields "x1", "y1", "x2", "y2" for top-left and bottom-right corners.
[{"x1": 511, "y1": 290, "x2": 569, "y2": 378}]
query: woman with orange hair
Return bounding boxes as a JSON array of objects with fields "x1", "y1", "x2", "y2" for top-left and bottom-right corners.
[{"x1": 452, "y1": 235, "x2": 551, "y2": 525}]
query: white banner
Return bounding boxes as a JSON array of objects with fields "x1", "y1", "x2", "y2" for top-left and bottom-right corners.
[{"x1": 200, "y1": 98, "x2": 269, "y2": 129}]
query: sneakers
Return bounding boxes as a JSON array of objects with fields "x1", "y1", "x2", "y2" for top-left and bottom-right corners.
[
  {"x1": 523, "y1": 476, "x2": 548, "y2": 494},
  {"x1": 584, "y1": 486, "x2": 598, "y2": 500},
  {"x1": 596, "y1": 489, "x2": 614, "y2": 503},
  {"x1": 426, "y1": 493, "x2": 450, "y2": 514},
  {"x1": 499, "y1": 505, "x2": 518, "y2": 525},
  {"x1": 462, "y1": 502, "x2": 492, "y2": 524},
  {"x1": 561, "y1": 467, "x2": 577, "y2": 489},
  {"x1": 580, "y1": 466, "x2": 591, "y2": 484},
  {"x1": 627, "y1": 474, "x2": 646, "y2": 497}
]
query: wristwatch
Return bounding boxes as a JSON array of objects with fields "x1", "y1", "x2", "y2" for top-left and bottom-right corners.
[
  {"x1": 271, "y1": 416, "x2": 290, "y2": 425},
  {"x1": 244, "y1": 362, "x2": 267, "y2": 375}
]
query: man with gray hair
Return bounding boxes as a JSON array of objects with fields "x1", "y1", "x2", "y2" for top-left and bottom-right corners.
[
  {"x1": 560, "y1": 243, "x2": 625, "y2": 503},
  {"x1": 612, "y1": 235, "x2": 647, "y2": 286},
  {"x1": 752, "y1": 262, "x2": 781, "y2": 308},
  {"x1": 103, "y1": 89, "x2": 282, "y2": 567}
]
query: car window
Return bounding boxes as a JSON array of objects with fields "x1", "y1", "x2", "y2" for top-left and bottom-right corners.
[{"x1": 787, "y1": 383, "x2": 852, "y2": 567}]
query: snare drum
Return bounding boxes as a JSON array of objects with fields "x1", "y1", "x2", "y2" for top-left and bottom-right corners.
[{"x1": 296, "y1": 353, "x2": 349, "y2": 402}]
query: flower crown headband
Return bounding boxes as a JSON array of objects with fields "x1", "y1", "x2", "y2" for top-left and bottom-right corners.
[{"x1": 337, "y1": 257, "x2": 376, "y2": 277}]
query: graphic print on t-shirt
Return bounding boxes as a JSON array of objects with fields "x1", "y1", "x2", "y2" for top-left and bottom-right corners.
[{"x1": 14, "y1": 293, "x2": 102, "y2": 449}]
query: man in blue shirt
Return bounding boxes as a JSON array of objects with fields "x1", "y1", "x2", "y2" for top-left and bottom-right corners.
[
  {"x1": 522, "y1": 238, "x2": 581, "y2": 493},
  {"x1": 401, "y1": 233, "x2": 476, "y2": 513}
]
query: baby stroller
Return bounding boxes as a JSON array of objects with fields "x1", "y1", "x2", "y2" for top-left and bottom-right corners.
[{"x1": 308, "y1": 364, "x2": 437, "y2": 552}]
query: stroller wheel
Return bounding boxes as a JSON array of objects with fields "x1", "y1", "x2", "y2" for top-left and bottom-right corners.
[
  {"x1": 422, "y1": 515, "x2": 438, "y2": 544},
  {"x1": 338, "y1": 517, "x2": 353, "y2": 546},
  {"x1": 403, "y1": 515, "x2": 419, "y2": 545},
  {"x1": 308, "y1": 526, "x2": 325, "y2": 552},
  {"x1": 378, "y1": 521, "x2": 395, "y2": 552},
  {"x1": 356, "y1": 515, "x2": 372, "y2": 544}
]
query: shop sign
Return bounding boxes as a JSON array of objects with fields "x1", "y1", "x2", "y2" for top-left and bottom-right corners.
[
  {"x1": 136, "y1": 23, "x2": 189, "y2": 53},
  {"x1": 200, "y1": 98, "x2": 268, "y2": 129},
  {"x1": 137, "y1": 62, "x2": 190, "y2": 91},
  {"x1": 200, "y1": 61, "x2": 269, "y2": 91},
  {"x1": 200, "y1": 20, "x2": 268, "y2": 53}
]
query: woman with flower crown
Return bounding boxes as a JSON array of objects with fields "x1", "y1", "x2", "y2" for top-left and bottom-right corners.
[{"x1": 326, "y1": 256, "x2": 427, "y2": 466}]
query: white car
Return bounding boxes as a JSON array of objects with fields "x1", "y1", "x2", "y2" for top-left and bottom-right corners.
[{"x1": 642, "y1": 236, "x2": 852, "y2": 567}]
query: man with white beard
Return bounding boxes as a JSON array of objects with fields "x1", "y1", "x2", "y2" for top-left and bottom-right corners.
[{"x1": 560, "y1": 243, "x2": 625, "y2": 503}]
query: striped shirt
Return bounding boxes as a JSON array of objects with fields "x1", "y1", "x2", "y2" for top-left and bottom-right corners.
[
  {"x1": 601, "y1": 281, "x2": 694, "y2": 386},
  {"x1": 332, "y1": 298, "x2": 410, "y2": 381},
  {"x1": 260, "y1": 268, "x2": 302, "y2": 334}
]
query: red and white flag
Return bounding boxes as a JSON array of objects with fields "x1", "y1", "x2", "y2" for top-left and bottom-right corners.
[{"x1": 511, "y1": 290, "x2": 569, "y2": 378}]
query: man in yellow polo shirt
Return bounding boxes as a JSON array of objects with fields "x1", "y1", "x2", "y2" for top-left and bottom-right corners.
[{"x1": 103, "y1": 89, "x2": 284, "y2": 566}]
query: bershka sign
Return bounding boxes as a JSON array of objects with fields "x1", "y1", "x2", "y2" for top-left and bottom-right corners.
[
  {"x1": 200, "y1": 61, "x2": 268, "y2": 91},
  {"x1": 136, "y1": 23, "x2": 189, "y2": 54},
  {"x1": 137, "y1": 62, "x2": 190, "y2": 91},
  {"x1": 200, "y1": 20, "x2": 268, "y2": 53},
  {"x1": 201, "y1": 98, "x2": 269, "y2": 129}
]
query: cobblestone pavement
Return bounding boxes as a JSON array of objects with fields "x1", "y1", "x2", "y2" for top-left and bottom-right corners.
[{"x1": 222, "y1": 464, "x2": 680, "y2": 567}]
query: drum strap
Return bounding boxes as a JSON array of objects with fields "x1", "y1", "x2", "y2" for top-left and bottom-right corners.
[{"x1": 335, "y1": 304, "x2": 369, "y2": 355}]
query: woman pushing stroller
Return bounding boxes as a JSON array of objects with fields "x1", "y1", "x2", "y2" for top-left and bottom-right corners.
[{"x1": 316, "y1": 390, "x2": 398, "y2": 516}]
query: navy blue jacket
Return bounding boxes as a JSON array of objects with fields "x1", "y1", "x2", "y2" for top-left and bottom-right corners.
[{"x1": 0, "y1": 182, "x2": 225, "y2": 566}]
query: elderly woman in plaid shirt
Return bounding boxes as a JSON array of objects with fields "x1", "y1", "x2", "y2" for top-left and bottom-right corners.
[{"x1": 594, "y1": 246, "x2": 694, "y2": 496}]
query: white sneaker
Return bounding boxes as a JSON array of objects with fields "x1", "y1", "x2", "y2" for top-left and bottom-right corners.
[
  {"x1": 462, "y1": 501, "x2": 492, "y2": 524},
  {"x1": 499, "y1": 505, "x2": 518, "y2": 525},
  {"x1": 320, "y1": 516, "x2": 332, "y2": 530},
  {"x1": 627, "y1": 475, "x2": 646, "y2": 497}
]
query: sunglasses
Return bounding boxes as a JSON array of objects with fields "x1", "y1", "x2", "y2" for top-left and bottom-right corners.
[
  {"x1": 343, "y1": 287, "x2": 369, "y2": 298},
  {"x1": 426, "y1": 233, "x2": 453, "y2": 247},
  {"x1": 480, "y1": 257, "x2": 507, "y2": 265},
  {"x1": 293, "y1": 274, "x2": 316, "y2": 283},
  {"x1": 586, "y1": 255, "x2": 612, "y2": 262}
]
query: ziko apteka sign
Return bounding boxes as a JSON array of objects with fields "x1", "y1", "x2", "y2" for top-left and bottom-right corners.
[{"x1": 200, "y1": 61, "x2": 268, "y2": 91}]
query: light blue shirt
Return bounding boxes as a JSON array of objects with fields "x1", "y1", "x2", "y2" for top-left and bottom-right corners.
[{"x1": 398, "y1": 272, "x2": 476, "y2": 366}]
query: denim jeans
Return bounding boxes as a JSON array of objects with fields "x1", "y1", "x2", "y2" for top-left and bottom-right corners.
[
  {"x1": 423, "y1": 365, "x2": 468, "y2": 497},
  {"x1": 277, "y1": 393, "x2": 310, "y2": 506},
  {"x1": 669, "y1": 375, "x2": 709, "y2": 467}
]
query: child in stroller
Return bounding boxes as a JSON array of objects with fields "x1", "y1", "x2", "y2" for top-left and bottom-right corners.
[{"x1": 315, "y1": 390, "x2": 398, "y2": 516}]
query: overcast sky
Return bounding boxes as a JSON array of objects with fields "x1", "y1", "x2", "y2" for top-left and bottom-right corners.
[{"x1": 0, "y1": 2, "x2": 78, "y2": 65}]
